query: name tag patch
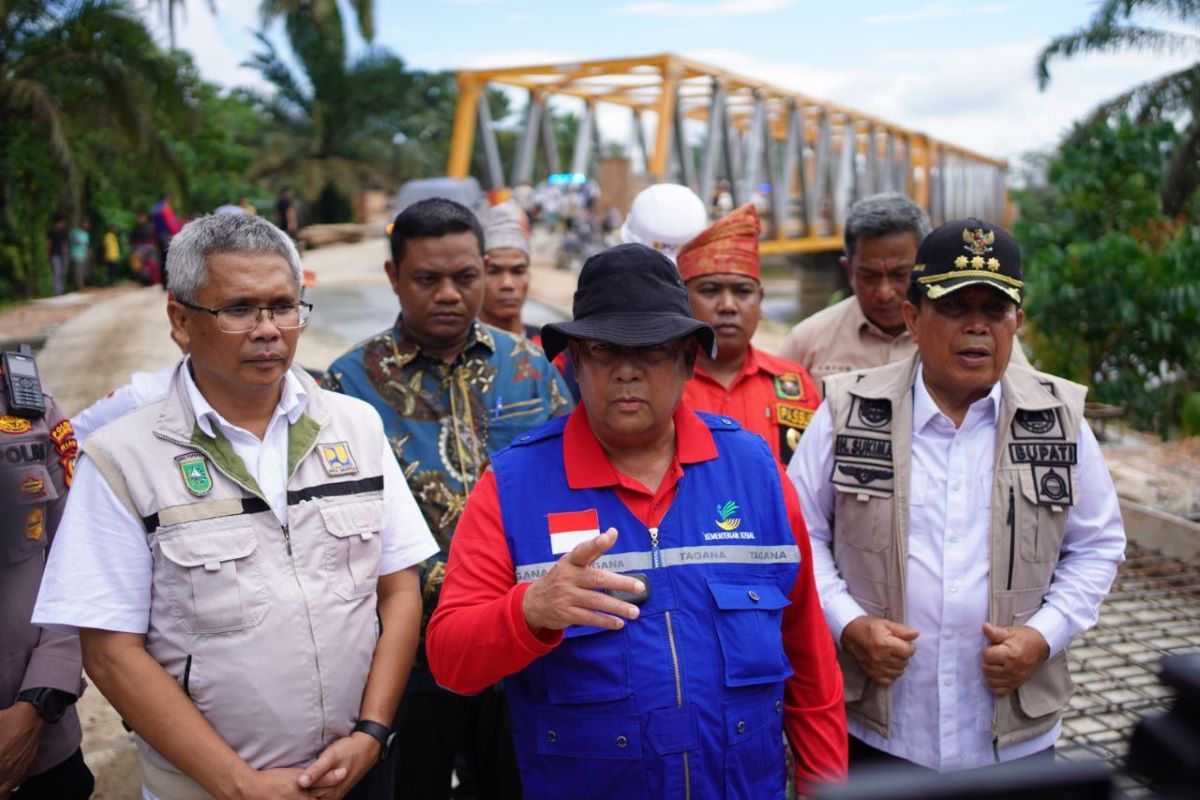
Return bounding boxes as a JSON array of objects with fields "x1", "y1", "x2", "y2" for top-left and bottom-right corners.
[
  {"x1": 1009, "y1": 442, "x2": 1077, "y2": 466},
  {"x1": 836, "y1": 435, "x2": 893, "y2": 462}
]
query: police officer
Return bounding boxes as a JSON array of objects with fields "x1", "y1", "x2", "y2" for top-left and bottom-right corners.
[
  {"x1": 788, "y1": 219, "x2": 1125, "y2": 773},
  {"x1": 0, "y1": 348, "x2": 93, "y2": 799},
  {"x1": 426, "y1": 244, "x2": 848, "y2": 798}
]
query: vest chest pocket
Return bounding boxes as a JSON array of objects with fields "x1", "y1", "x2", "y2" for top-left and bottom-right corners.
[
  {"x1": 319, "y1": 495, "x2": 384, "y2": 601},
  {"x1": 541, "y1": 625, "x2": 633, "y2": 705},
  {"x1": 1017, "y1": 470, "x2": 1072, "y2": 564},
  {"x1": 832, "y1": 484, "x2": 893, "y2": 552},
  {"x1": 707, "y1": 581, "x2": 792, "y2": 687},
  {"x1": 156, "y1": 525, "x2": 268, "y2": 634}
]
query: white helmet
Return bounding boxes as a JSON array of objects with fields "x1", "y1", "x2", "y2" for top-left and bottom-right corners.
[{"x1": 619, "y1": 183, "x2": 709, "y2": 263}]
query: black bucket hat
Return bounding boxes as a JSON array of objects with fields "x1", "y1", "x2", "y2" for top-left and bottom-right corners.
[{"x1": 541, "y1": 243, "x2": 716, "y2": 361}]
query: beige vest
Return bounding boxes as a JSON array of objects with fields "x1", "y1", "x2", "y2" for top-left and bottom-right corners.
[
  {"x1": 824, "y1": 353, "x2": 1086, "y2": 749},
  {"x1": 84, "y1": 365, "x2": 388, "y2": 798}
]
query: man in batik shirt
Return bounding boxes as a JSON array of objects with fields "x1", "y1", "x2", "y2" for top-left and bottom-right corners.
[{"x1": 324, "y1": 198, "x2": 570, "y2": 800}]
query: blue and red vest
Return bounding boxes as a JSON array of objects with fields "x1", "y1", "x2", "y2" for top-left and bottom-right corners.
[{"x1": 492, "y1": 412, "x2": 800, "y2": 800}]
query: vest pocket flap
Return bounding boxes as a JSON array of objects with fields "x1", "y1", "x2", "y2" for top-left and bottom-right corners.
[
  {"x1": 158, "y1": 526, "x2": 256, "y2": 569},
  {"x1": 319, "y1": 496, "x2": 384, "y2": 540},
  {"x1": 1016, "y1": 650, "x2": 1072, "y2": 719},
  {"x1": 11, "y1": 464, "x2": 59, "y2": 505},
  {"x1": 536, "y1": 712, "x2": 642, "y2": 759},
  {"x1": 707, "y1": 581, "x2": 790, "y2": 611},
  {"x1": 724, "y1": 687, "x2": 783, "y2": 746}
]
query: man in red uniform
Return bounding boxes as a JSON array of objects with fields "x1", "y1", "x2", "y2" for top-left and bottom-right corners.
[
  {"x1": 679, "y1": 205, "x2": 820, "y2": 464},
  {"x1": 426, "y1": 243, "x2": 846, "y2": 798}
]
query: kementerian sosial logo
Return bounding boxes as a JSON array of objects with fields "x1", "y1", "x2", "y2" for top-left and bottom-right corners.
[{"x1": 715, "y1": 500, "x2": 742, "y2": 531}]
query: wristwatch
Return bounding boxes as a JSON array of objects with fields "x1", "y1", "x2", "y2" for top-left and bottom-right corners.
[
  {"x1": 16, "y1": 688, "x2": 76, "y2": 724},
  {"x1": 352, "y1": 719, "x2": 396, "y2": 761}
]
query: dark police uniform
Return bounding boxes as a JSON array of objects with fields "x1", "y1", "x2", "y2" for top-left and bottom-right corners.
[{"x1": 0, "y1": 361, "x2": 92, "y2": 799}]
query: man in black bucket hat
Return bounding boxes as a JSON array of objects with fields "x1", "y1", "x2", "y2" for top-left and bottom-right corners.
[{"x1": 425, "y1": 243, "x2": 848, "y2": 798}]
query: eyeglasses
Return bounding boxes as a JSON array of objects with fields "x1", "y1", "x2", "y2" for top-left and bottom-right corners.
[
  {"x1": 179, "y1": 300, "x2": 313, "y2": 333},
  {"x1": 577, "y1": 340, "x2": 686, "y2": 368}
]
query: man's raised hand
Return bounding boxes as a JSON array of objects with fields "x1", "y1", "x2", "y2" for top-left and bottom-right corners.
[{"x1": 522, "y1": 529, "x2": 645, "y2": 633}]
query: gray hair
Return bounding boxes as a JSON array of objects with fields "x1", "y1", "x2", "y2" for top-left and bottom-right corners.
[
  {"x1": 166, "y1": 214, "x2": 303, "y2": 303},
  {"x1": 843, "y1": 192, "x2": 930, "y2": 261}
]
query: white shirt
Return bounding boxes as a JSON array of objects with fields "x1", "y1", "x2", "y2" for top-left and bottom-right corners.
[
  {"x1": 73, "y1": 366, "x2": 176, "y2": 444},
  {"x1": 788, "y1": 365, "x2": 1125, "y2": 771},
  {"x1": 34, "y1": 364, "x2": 438, "y2": 636}
]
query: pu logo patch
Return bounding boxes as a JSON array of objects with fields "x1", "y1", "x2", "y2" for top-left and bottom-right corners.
[
  {"x1": 318, "y1": 441, "x2": 359, "y2": 476},
  {"x1": 0, "y1": 416, "x2": 32, "y2": 435},
  {"x1": 847, "y1": 396, "x2": 893, "y2": 433},
  {"x1": 176, "y1": 453, "x2": 213, "y2": 496},
  {"x1": 715, "y1": 500, "x2": 742, "y2": 531}
]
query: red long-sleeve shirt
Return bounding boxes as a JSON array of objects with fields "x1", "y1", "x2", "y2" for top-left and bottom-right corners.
[{"x1": 426, "y1": 403, "x2": 848, "y2": 791}]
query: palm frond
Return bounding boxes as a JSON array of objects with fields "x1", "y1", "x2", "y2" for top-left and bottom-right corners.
[{"x1": 1038, "y1": 24, "x2": 1200, "y2": 88}]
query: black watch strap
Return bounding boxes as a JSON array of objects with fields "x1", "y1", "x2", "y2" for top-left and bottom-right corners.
[
  {"x1": 352, "y1": 719, "x2": 395, "y2": 760},
  {"x1": 17, "y1": 688, "x2": 75, "y2": 724}
]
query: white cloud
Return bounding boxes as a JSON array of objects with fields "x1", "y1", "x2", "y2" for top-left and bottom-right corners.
[
  {"x1": 615, "y1": 0, "x2": 795, "y2": 19},
  {"x1": 865, "y1": 2, "x2": 1010, "y2": 26},
  {"x1": 145, "y1": 3, "x2": 271, "y2": 93}
]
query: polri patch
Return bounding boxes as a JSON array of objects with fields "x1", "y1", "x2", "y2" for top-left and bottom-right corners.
[
  {"x1": 0, "y1": 416, "x2": 32, "y2": 435},
  {"x1": 318, "y1": 441, "x2": 359, "y2": 476},
  {"x1": 176, "y1": 452, "x2": 214, "y2": 496},
  {"x1": 774, "y1": 373, "x2": 805, "y2": 401}
]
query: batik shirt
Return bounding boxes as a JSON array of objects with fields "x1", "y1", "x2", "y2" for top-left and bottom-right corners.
[{"x1": 323, "y1": 318, "x2": 572, "y2": 672}]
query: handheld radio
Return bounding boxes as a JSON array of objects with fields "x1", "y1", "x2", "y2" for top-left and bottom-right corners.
[{"x1": 2, "y1": 346, "x2": 46, "y2": 419}]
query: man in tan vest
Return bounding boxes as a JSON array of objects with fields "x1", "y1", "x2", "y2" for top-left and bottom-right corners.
[
  {"x1": 34, "y1": 214, "x2": 438, "y2": 799},
  {"x1": 787, "y1": 218, "x2": 1125, "y2": 773}
]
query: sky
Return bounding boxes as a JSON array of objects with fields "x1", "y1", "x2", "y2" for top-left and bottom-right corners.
[{"x1": 151, "y1": 0, "x2": 1194, "y2": 166}]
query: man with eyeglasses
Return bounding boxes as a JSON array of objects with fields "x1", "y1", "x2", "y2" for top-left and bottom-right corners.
[
  {"x1": 426, "y1": 244, "x2": 847, "y2": 799},
  {"x1": 34, "y1": 214, "x2": 438, "y2": 800}
]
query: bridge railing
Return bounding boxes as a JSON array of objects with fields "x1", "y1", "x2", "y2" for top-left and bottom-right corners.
[{"x1": 447, "y1": 53, "x2": 1008, "y2": 255}]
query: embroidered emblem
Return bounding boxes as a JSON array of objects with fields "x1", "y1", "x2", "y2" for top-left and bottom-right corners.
[
  {"x1": 780, "y1": 426, "x2": 803, "y2": 463},
  {"x1": 774, "y1": 373, "x2": 804, "y2": 401},
  {"x1": 49, "y1": 419, "x2": 77, "y2": 487},
  {"x1": 176, "y1": 453, "x2": 213, "y2": 496},
  {"x1": 847, "y1": 396, "x2": 892, "y2": 432},
  {"x1": 1012, "y1": 408, "x2": 1064, "y2": 441},
  {"x1": 963, "y1": 226, "x2": 996, "y2": 257},
  {"x1": 715, "y1": 500, "x2": 742, "y2": 531},
  {"x1": 837, "y1": 464, "x2": 894, "y2": 485},
  {"x1": 19, "y1": 474, "x2": 45, "y2": 498},
  {"x1": 1040, "y1": 469, "x2": 1068, "y2": 501},
  {"x1": 0, "y1": 416, "x2": 32, "y2": 435},
  {"x1": 776, "y1": 404, "x2": 813, "y2": 431},
  {"x1": 318, "y1": 441, "x2": 359, "y2": 476},
  {"x1": 24, "y1": 507, "x2": 44, "y2": 541}
]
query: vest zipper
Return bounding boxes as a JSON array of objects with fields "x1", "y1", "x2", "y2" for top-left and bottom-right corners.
[
  {"x1": 650, "y1": 527, "x2": 691, "y2": 800},
  {"x1": 1005, "y1": 486, "x2": 1015, "y2": 591},
  {"x1": 282, "y1": 523, "x2": 292, "y2": 556}
]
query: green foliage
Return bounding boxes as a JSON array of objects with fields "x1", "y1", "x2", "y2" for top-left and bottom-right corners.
[{"x1": 1015, "y1": 117, "x2": 1200, "y2": 436}]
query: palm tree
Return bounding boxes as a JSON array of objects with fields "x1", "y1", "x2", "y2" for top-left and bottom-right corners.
[
  {"x1": 148, "y1": 0, "x2": 374, "y2": 48},
  {"x1": 0, "y1": 0, "x2": 187, "y2": 226},
  {"x1": 1037, "y1": 0, "x2": 1200, "y2": 215}
]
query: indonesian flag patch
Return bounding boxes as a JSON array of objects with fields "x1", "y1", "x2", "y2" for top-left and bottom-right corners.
[{"x1": 547, "y1": 509, "x2": 600, "y2": 555}]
